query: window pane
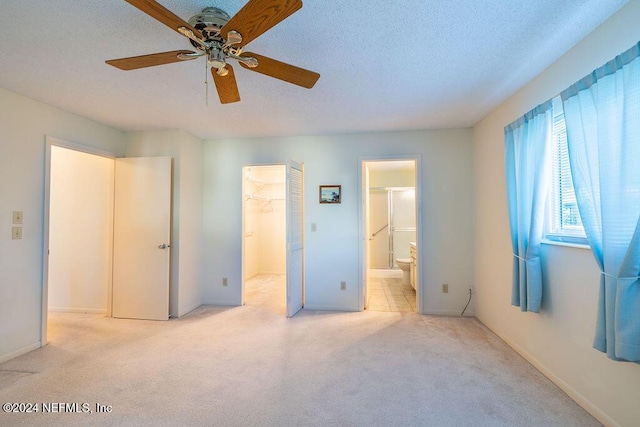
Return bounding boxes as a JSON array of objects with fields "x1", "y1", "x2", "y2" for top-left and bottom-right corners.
[{"x1": 547, "y1": 97, "x2": 586, "y2": 239}]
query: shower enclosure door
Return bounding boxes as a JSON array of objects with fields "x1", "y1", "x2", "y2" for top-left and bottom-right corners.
[
  {"x1": 390, "y1": 189, "x2": 416, "y2": 267},
  {"x1": 369, "y1": 190, "x2": 390, "y2": 268},
  {"x1": 369, "y1": 188, "x2": 416, "y2": 269}
]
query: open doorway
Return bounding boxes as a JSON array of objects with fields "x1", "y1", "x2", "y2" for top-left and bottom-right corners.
[
  {"x1": 242, "y1": 165, "x2": 287, "y2": 315},
  {"x1": 44, "y1": 140, "x2": 115, "y2": 342},
  {"x1": 42, "y1": 137, "x2": 173, "y2": 344},
  {"x1": 242, "y1": 162, "x2": 305, "y2": 318},
  {"x1": 360, "y1": 158, "x2": 420, "y2": 313}
]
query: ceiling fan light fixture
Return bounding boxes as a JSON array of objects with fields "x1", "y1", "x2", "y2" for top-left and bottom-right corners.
[
  {"x1": 208, "y1": 47, "x2": 226, "y2": 69},
  {"x1": 107, "y1": 0, "x2": 319, "y2": 104}
]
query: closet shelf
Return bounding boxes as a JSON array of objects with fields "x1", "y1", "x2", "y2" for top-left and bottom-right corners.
[{"x1": 245, "y1": 173, "x2": 284, "y2": 186}]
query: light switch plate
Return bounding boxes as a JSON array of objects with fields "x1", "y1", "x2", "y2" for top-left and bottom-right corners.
[
  {"x1": 12, "y1": 227, "x2": 22, "y2": 239},
  {"x1": 13, "y1": 211, "x2": 23, "y2": 224}
]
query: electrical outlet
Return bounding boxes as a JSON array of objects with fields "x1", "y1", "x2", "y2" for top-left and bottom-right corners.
[
  {"x1": 12, "y1": 211, "x2": 23, "y2": 224},
  {"x1": 340, "y1": 281, "x2": 346, "y2": 291},
  {"x1": 222, "y1": 277, "x2": 228, "y2": 287},
  {"x1": 311, "y1": 223, "x2": 317, "y2": 232},
  {"x1": 12, "y1": 227, "x2": 22, "y2": 240},
  {"x1": 442, "y1": 283, "x2": 448, "y2": 293}
]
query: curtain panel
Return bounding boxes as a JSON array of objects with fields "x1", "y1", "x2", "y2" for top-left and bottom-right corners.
[
  {"x1": 504, "y1": 101, "x2": 553, "y2": 313},
  {"x1": 561, "y1": 41, "x2": 640, "y2": 362}
]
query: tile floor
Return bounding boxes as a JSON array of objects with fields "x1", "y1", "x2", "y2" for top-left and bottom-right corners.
[{"x1": 367, "y1": 277, "x2": 416, "y2": 312}]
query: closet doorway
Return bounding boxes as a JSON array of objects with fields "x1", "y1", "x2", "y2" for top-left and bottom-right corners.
[{"x1": 241, "y1": 162, "x2": 304, "y2": 317}]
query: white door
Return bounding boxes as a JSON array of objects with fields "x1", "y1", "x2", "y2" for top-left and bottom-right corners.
[
  {"x1": 363, "y1": 163, "x2": 371, "y2": 309},
  {"x1": 112, "y1": 157, "x2": 172, "y2": 320},
  {"x1": 286, "y1": 160, "x2": 304, "y2": 318}
]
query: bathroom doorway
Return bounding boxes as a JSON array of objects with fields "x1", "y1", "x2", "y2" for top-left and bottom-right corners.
[
  {"x1": 241, "y1": 162, "x2": 304, "y2": 317},
  {"x1": 359, "y1": 158, "x2": 421, "y2": 313}
]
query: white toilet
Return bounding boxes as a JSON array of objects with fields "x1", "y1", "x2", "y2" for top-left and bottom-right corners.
[{"x1": 396, "y1": 258, "x2": 411, "y2": 286}]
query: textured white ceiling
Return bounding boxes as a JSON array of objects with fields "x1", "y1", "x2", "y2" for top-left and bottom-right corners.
[{"x1": 0, "y1": 0, "x2": 628, "y2": 139}]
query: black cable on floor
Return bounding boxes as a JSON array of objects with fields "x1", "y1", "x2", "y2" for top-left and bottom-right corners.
[{"x1": 461, "y1": 288, "x2": 472, "y2": 316}]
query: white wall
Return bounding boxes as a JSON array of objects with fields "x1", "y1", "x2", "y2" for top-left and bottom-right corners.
[
  {"x1": 48, "y1": 146, "x2": 113, "y2": 313},
  {"x1": 472, "y1": 1, "x2": 640, "y2": 425},
  {"x1": 125, "y1": 129, "x2": 203, "y2": 317},
  {"x1": 0, "y1": 87, "x2": 125, "y2": 363},
  {"x1": 202, "y1": 129, "x2": 474, "y2": 314}
]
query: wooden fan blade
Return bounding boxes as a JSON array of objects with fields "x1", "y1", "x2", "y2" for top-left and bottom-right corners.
[
  {"x1": 220, "y1": 0, "x2": 302, "y2": 47},
  {"x1": 239, "y1": 52, "x2": 319, "y2": 88},
  {"x1": 106, "y1": 50, "x2": 197, "y2": 70},
  {"x1": 212, "y1": 65, "x2": 241, "y2": 104},
  {"x1": 125, "y1": 0, "x2": 203, "y2": 39}
]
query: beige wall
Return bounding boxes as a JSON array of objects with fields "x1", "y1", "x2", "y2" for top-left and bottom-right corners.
[
  {"x1": 0, "y1": 87, "x2": 125, "y2": 363},
  {"x1": 472, "y1": 1, "x2": 640, "y2": 425}
]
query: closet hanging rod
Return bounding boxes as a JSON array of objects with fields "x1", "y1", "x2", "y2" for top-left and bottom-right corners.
[{"x1": 245, "y1": 195, "x2": 285, "y2": 202}]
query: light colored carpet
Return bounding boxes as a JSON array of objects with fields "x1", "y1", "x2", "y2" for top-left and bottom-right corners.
[
  {"x1": 0, "y1": 303, "x2": 599, "y2": 426},
  {"x1": 245, "y1": 274, "x2": 286, "y2": 316}
]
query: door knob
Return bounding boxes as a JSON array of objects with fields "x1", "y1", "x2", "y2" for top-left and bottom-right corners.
[{"x1": 158, "y1": 244, "x2": 169, "y2": 249}]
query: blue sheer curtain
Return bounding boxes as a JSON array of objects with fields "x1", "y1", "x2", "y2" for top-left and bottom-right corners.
[
  {"x1": 561, "y1": 41, "x2": 640, "y2": 362},
  {"x1": 504, "y1": 101, "x2": 553, "y2": 313}
]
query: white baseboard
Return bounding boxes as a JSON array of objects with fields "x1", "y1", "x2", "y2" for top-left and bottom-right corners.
[
  {"x1": 0, "y1": 342, "x2": 41, "y2": 364},
  {"x1": 477, "y1": 319, "x2": 619, "y2": 427},
  {"x1": 48, "y1": 307, "x2": 107, "y2": 314}
]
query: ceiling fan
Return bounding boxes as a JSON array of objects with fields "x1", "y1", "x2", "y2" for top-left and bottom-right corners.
[{"x1": 106, "y1": 0, "x2": 320, "y2": 104}]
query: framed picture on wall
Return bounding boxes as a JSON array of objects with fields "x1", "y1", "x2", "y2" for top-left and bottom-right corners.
[{"x1": 319, "y1": 185, "x2": 341, "y2": 204}]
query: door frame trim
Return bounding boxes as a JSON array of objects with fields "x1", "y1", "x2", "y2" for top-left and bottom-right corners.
[
  {"x1": 41, "y1": 136, "x2": 116, "y2": 346},
  {"x1": 357, "y1": 155, "x2": 423, "y2": 314}
]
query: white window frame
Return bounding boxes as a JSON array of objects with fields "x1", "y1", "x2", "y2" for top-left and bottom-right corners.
[{"x1": 544, "y1": 97, "x2": 589, "y2": 246}]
